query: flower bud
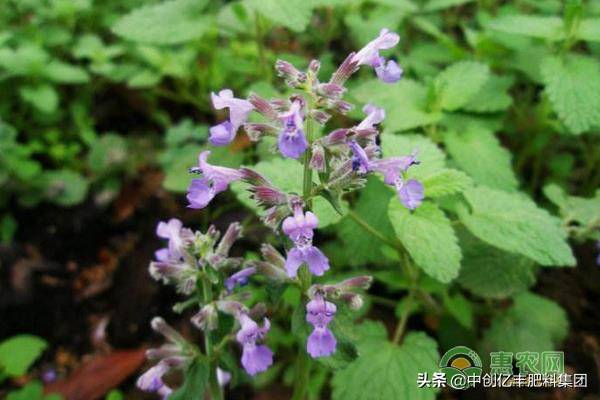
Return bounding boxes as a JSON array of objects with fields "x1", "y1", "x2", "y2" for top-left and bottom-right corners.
[
  {"x1": 340, "y1": 293, "x2": 364, "y2": 310},
  {"x1": 309, "y1": 143, "x2": 326, "y2": 172},
  {"x1": 248, "y1": 93, "x2": 278, "y2": 120},
  {"x1": 261, "y1": 244, "x2": 286, "y2": 268},
  {"x1": 311, "y1": 110, "x2": 331, "y2": 125},
  {"x1": 151, "y1": 317, "x2": 186, "y2": 344},
  {"x1": 243, "y1": 123, "x2": 278, "y2": 141},
  {"x1": 216, "y1": 300, "x2": 247, "y2": 317},
  {"x1": 191, "y1": 304, "x2": 218, "y2": 331},
  {"x1": 216, "y1": 222, "x2": 243, "y2": 256},
  {"x1": 309, "y1": 59, "x2": 321, "y2": 74},
  {"x1": 275, "y1": 59, "x2": 307, "y2": 87},
  {"x1": 317, "y1": 83, "x2": 345, "y2": 99},
  {"x1": 330, "y1": 52, "x2": 359, "y2": 86}
]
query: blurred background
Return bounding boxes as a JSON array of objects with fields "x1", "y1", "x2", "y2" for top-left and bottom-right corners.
[{"x1": 0, "y1": 0, "x2": 599, "y2": 399}]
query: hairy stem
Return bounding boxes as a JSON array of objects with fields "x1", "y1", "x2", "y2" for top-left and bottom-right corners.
[
  {"x1": 303, "y1": 110, "x2": 315, "y2": 207},
  {"x1": 201, "y1": 279, "x2": 223, "y2": 400}
]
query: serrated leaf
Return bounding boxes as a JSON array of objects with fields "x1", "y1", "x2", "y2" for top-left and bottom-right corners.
[
  {"x1": 112, "y1": 0, "x2": 210, "y2": 45},
  {"x1": 457, "y1": 186, "x2": 575, "y2": 267},
  {"x1": 457, "y1": 229, "x2": 536, "y2": 299},
  {"x1": 0, "y1": 335, "x2": 47, "y2": 377},
  {"x1": 338, "y1": 177, "x2": 396, "y2": 266},
  {"x1": 169, "y1": 359, "x2": 209, "y2": 400},
  {"x1": 443, "y1": 293, "x2": 473, "y2": 329},
  {"x1": 245, "y1": 0, "x2": 314, "y2": 32},
  {"x1": 463, "y1": 75, "x2": 513, "y2": 113},
  {"x1": 389, "y1": 200, "x2": 461, "y2": 283},
  {"x1": 481, "y1": 292, "x2": 568, "y2": 354},
  {"x1": 541, "y1": 54, "x2": 600, "y2": 134},
  {"x1": 381, "y1": 133, "x2": 447, "y2": 179},
  {"x1": 422, "y1": 169, "x2": 472, "y2": 198},
  {"x1": 231, "y1": 158, "x2": 343, "y2": 228},
  {"x1": 443, "y1": 127, "x2": 518, "y2": 191},
  {"x1": 435, "y1": 61, "x2": 490, "y2": 111},
  {"x1": 488, "y1": 15, "x2": 566, "y2": 40},
  {"x1": 332, "y1": 332, "x2": 439, "y2": 400},
  {"x1": 423, "y1": 0, "x2": 473, "y2": 12},
  {"x1": 352, "y1": 79, "x2": 441, "y2": 132},
  {"x1": 543, "y1": 184, "x2": 600, "y2": 227},
  {"x1": 576, "y1": 18, "x2": 600, "y2": 42}
]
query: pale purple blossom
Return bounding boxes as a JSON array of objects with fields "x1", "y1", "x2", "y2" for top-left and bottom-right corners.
[
  {"x1": 282, "y1": 206, "x2": 318, "y2": 242},
  {"x1": 217, "y1": 368, "x2": 232, "y2": 386},
  {"x1": 285, "y1": 245, "x2": 330, "y2": 277},
  {"x1": 278, "y1": 100, "x2": 308, "y2": 159},
  {"x1": 236, "y1": 314, "x2": 273, "y2": 375},
  {"x1": 225, "y1": 267, "x2": 257, "y2": 292},
  {"x1": 156, "y1": 218, "x2": 192, "y2": 260},
  {"x1": 396, "y1": 178, "x2": 424, "y2": 210},
  {"x1": 306, "y1": 295, "x2": 337, "y2": 358},
  {"x1": 356, "y1": 104, "x2": 386, "y2": 131},
  {"x1": 210, "y1": 89, "x2": 254, "y2": 146},
  {"x1": 351, "y1": 29, "x2": 401, "y2": 84},
  {"x1": 187, "y1": 151, "x2": 244, "y2": 209}
]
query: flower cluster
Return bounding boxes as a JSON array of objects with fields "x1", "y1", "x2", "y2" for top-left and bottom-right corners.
[{"x1": 138, "y1": 27, "x2": 422, "y2": 397}]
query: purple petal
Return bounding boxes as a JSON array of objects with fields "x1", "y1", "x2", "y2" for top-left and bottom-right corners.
[
  {"x1": 306, "y1": 297, "x2": 336, "y2": 327},
  {"x1": 307, "y1": 327, "x2": 337, "y2": 358},
  {"x1": 349, "y1": 140, "x2": 371, "y2": 174},
  {"x1": 186, "y1": 178, "x2": 215, "y2": 209},
  {"x1": 225, "y1": 267, "x2": 256, "y2": 292},
  {"x1": 397, "y1": 179, "x2": 424, "y2": 210},
  {"x1": 304, "y1": 245, "x2": 330, "y2": 276},
  {"x1": 285, "y1": 247, "x2": 305, "y2": 277},
  {"x1": 241, "y1": 344, "x2": 273, "y2": 375},
  {"x1": 211, "y1": 89, "x2": 254, "y2": 132},
  {"x1": 137, "y1": 362, "x2": 169, "y2": 392},
  {"x1": 278, "y1": 129, "x2": 308, "y2": 159},
  {"x1": 209, "y1": 121, "x2": 235, "y2": 146},
  {"x1": 375, "y1": 59, "x2": 403, "y2": 83},
  {"x1": 155, "y1": 248, "x2": 170, "y2": 262},
  {"x1": 356, "y1": 104, "x2": 385, "y2": 131},
  {"x1": 352, "y1": 29, "x2": 400, "y2": 66}
]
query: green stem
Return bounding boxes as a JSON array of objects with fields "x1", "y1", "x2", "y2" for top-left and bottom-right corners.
[
  {"x1": 201, "y1": 279, "x2": 223, "y2": 400},
  {"x1": 302, "y1": 110, "x2": 315, "y2": 207},
  {"x1": 392, "y1": 290, "x2": 415, "y2": 344},
  {"x1": 291, "y1": 347, "x2": 311, "y2": 400},
  {"x1": 254, "y1": 11, "x2": 271, "y2": 83}
]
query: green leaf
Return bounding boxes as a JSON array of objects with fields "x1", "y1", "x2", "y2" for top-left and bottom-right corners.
[
  {"x1": 463, "y1": 75, "x2": 513, "y2": 113},
  {"x1": 7, "y1": 381, "x2": 45, "y2": 400},
  {"x1": 0, "y1": 335, "x2": 47, "y2": 377},
  {"x1": 541, "y1": 54, "x2": 600, "y2": 134},
  {"x1": 488, "y1": 15, "x2": 566, "y2": 40},
  {"x1": 165, "y1": 119, "x2": 208, "y2": 146},
  {"x1": 543, "y1": 184, "x2": 600, "y2": 229},
  {"x1": 41, "y1": 170, "x2": 88, "y2": 207},
  {"x1": 245, "y1": 0, "x2": 314, "y2": 32},
  {"x1": 381, "y1": 134, "x2": 447, "y2": 180},
  {"x1": 443, "y1": 127, "x2": 518, "y2": 191},
  {"x1": 20, "y1": 84, "x2": 58, "y2": 114},
  {"x1": 421, "y1": 168, "x2": 472, "y2": 198},
  {"x1": 457, "y1": 186, "x2": 576, "y2": 267},
  {"x1": 434, "y1": 61, "x2": 490, "y2": 111},
  {"x1": 352, "y1": 79, "x2": 441, "y2": 132},
  {"x1": 105, "y1": 390, "x2": 123, "y2": 400},
  {"x1": 482, "y1": 292, "x2": 568, "y2": 354},
  {"x1": 44, "y1": 61, "x2": 89, "y2": 84},
  {"x1": 169, "y1": 359, "x2": 209, "y2": 400},
  {"x1": 576, "y1": 18, "x2": 600, "y2": 42},
  {"x1": 457, "y1": 229, "x2": 536, "y2": 299},
  {"x1": 338, "y1": 177, "x2": 395, "y2": 266},
  {"x1": 332, "y1": 332, "x2": 439, "y2": 400},
  {"x1": 112, "y1": 0, "x2": 210, "y2": 45},
  {"x1": 423, "y1": 0, "x2": 473, "y2": 12},
  {"x1": 0, "y1": 215, "x2": 17, "y2": 244},
  {"x1": 87, "y1": 134, "x2": 127, "y2": 173},
  {"x1": 231, "y1": 157, "x2": 343, "y2": 228},
  {"x1": 389, "y1": 200, "x2": 461, "y2": 283},
  {"x1": 443, "y1": 293, "x2": 474, "y2": 329}
]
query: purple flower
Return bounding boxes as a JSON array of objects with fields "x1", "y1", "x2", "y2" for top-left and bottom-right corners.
[
  {"x1": 210, "y1": 89, "x2": 254, "y2": 146},
  {"x1": 217, "y1": 368, "x2": 231, "y2": 386},
  {"x1": 236, "y1": 314, "x2": 273, "y2": 375},
  {"x1": 187, "y1": 151, "x2": 244, "y2": 209},
  {"x1": 156, "y1": 218, "x2": 192, "y2": 260},
  {"x1": 396, "y1": 178, "x2": 424, "y2": 210},
  {"x1": 225, "y1": 267, "x2": 257, "y2": 292},
  {"x1": 351, "y1": 29, "x2": 401, "y2": 83},
  {"x1": 282, "y1": 206, "x2": 318, "y2": 242},
  {"x1": 137, "y1": 361, "x2": 169, "y2": 393},
  {"x1": 306, "y1": 295, "x2": 337, "y2": 358},
  {"x1": 356, "y1": 104, "x2": 386, "y2": 131},
  {"x1": 285, "y1": 245, "x2": 330, "y2": 277},
  {"x1": 278, "y1": 100, "x2": 308, "y2": 159}
]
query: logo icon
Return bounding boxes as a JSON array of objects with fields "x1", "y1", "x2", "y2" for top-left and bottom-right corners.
[{"x1": 439, "y1": 346, "x2": 483, "y2": 389}]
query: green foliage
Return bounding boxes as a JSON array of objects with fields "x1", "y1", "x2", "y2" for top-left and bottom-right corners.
[
  {"x1": 457, "y1": 186, "x2": 576, "y2": 267},
  {"x1": 488, "y1": 15, "x2": 566, "y2": 40},
  {"x1": 112, "y1": 0, "x2": 211, "y2": 44},
  {"x1": 434, "y1": 61, "x2": 490, "y2": 111},
  {"x1": 170, "y1": 359, "x2": 209, "y2": 400},
  {"x1": 389, "y1": 200, "x2": 461, "y2": 283},
  {"x1": 6, "y1": 381, "x2": 62, "y2": 400},
  {"x1": 245, "y1": 0, "x2": 315, "y2": 32},
  {"x1": 421, "y1": 169, "x2": 472, "y2": 198},
  {"x1": 482, "y1": 292, "x2": 568, "y2": 354},
  {"x1": 0, "y1": 335, "x2": 47, "y2": 377},
  {"x1": 332, "y1": 332, "x2": 439, "y2": 400},
  {"x1": 541, "y1": 54, "x2": 600, "y2": 134}
]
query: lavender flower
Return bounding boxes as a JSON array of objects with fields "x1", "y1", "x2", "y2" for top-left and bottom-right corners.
[
  {"x1": 225, "y1": 267, "x2": 257, "y2": 292},
  {"x1": 217, "y1": 368, "x2": 232, "y2": 386},
  {"x1": 282, "y1": 206, "x2": 318, "y2": 242},
  {"x1": 187, "y1": 151, "x2": 245, "y2": 209},
  {"x1": 210, "y1": 89, "x2": 254, "y2": 146},
  {"x1": 156, "y1": 218, "x2": 193, "y2": 260},
  {"x1": 278, "y1": 100, "x2": 308, "y2": 159},
  {"x1": 396, "y1": 178, "x2": 424, "y2": 210},
  {"x1": 352, "y1": 29, "x2": 402, "y2": 84},
  {"x1": 306, "y1": 295, "x2": 337, "y2": 358},
  {"x1": 236, "y1": 314, "x2": 273, "y2": 375}
]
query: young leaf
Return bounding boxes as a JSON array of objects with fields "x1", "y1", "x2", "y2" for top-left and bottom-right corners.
[
  {"x1": 481, "y1": 292, "x2": 568, "y2": 354},
  {"x1": 112, "y1": 0, "x2": 210, "y2": 45},
  {"x1": 541, "y1": 54, "x2": 600, "y2": 134},
  {"x1": 352, "y1": 79, "x2": 441, "y2": 132},
  {"x1": 19, "y1": 84, "x2": 58, "y2": 114},
  {"x1": 421, "y1": 168, "x2": 472, "y2": 198},
  {"x1": 457, "y1": 186, "x2": 576, "y2": 267},
  {"x1": 245, "y1": 0, "x2": 314, "y2": 32},
  {"x1": 463, "y1": 75, "x2": 513, "y2": 113},
  {"x1": 443, "y1": 127, "x2": 518, "y2": 191},
  {"x1": 332, "y1": 332, "x2": 439, "y2": 400},
  {"x1": 457, "y1": 229, "x2": 536, "y2": 299},
  {"x1": 388, "y1": 200, "x2": 461, "y2": 283},
  {"x1": 169, "y1": 359, "x2": 209, "y2": 400},
  {"x1": 0, "y1": 335, "x2": 47, "y2": 377},
  {"x1": 434, "y1": 61, "x2": 490, "y2": 111},
  {"x1": 488, "y1": 15, "x2": 566, "y2": 41}
]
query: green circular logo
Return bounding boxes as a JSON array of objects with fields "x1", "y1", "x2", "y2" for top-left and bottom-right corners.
[{"x1": 439, "y1": 346, "x2": 483, "y2": 389}]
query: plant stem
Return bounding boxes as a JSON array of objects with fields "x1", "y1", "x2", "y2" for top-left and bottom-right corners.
[
  {"x1": 201, "y1": 279, "x2": 223, "y2": 400},
  {"x1": 254, "y1": 11, "x2": 271, "y2": 83},
  {"x1": 392, "y1": 289, "x2": 415, "y2": 344},
  {"x1": 303, "y1": 108, "x2": 315, "y2": 207},
  {"x1": 291, "y1": 343, "x2": 311, "y2": 400},
  {"x1": 347, "y1": 209, "x2": 399, "y2": 250}
]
